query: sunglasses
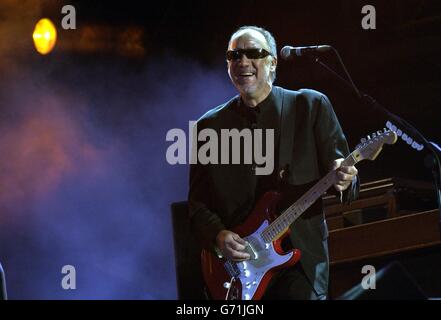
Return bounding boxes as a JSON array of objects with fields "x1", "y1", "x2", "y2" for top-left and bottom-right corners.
[{"x1": 226, "y1": 48, "x2": 272, "y2": 61}]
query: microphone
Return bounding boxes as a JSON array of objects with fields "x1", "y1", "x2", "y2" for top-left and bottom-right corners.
[{"x1": 280, "y1": 45, "x2": 332, "y2": 59}]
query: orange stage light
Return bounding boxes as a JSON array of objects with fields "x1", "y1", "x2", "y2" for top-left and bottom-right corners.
[{"x1": 32, "y1": 18, "x2": 57, "y2": 55}]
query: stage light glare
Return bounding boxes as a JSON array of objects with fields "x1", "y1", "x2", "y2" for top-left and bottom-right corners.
[{"x1": 33, "y1": 18, "x2": 57, "y2": 55}]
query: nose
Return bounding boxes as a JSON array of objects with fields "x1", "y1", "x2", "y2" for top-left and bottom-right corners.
[{"x1": 237, "y1": 53, "x2": 251, "y2": 66}]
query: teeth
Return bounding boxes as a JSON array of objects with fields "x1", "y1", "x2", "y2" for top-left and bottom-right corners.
[{"x1": 240, "y1": 73, "x2": 254, "y2": 76}]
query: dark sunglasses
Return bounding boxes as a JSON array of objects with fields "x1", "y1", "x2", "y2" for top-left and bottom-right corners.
[{"x1": 226, "y1": 48, "x2": 272, "y2": 61}]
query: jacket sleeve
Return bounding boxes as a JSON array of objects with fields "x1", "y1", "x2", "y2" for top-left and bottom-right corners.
[
  {"x1": 314, "y1": 93, "x2": 360, "y2": 204},
  {"x1": 187, "y1": 119, "x2": 226, "y2": 250}
]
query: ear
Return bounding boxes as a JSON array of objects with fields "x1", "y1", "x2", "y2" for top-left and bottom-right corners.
[{"x1": 270, "y1": 56, "x2": 277, "y2": 71}]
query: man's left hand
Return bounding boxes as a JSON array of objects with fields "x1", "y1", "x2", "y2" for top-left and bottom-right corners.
[{"x1": 332, "y1": 158, "x2": 358, "y2": 192}]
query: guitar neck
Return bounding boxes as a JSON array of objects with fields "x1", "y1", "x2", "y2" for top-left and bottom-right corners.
[{"x1": 261, "y1": 152, "x2": 359, "y2": 243}]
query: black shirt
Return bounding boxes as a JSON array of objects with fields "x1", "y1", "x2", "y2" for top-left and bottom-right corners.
[
  {"x1": 189, "y1": 87, "x2": 284, "y2": 239},
  {"x1": 234, "y1": 88, "x2": 281, "y2": 201}
]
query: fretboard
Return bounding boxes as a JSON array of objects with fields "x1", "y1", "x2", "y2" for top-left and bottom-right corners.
[{"x1": 261, "y1": 152, "x2": 359, "y2": 243}]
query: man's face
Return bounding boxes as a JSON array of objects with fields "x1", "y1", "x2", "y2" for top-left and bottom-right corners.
[{"x1": 227, "y1": 30, "x2": 276, "y2": 98}]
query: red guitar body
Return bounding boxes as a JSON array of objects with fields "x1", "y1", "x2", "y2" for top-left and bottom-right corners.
[{"x1": 200, "y1": 191, "x2": 301, "y2": 300}]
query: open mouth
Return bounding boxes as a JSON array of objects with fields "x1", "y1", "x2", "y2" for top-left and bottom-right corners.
[{"x1": 238, "y1": 72, "x2": 255, "y2": 78}]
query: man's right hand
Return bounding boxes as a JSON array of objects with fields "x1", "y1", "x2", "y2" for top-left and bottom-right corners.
[{"x1": 216, "y1": 230, "x2": 251, "y2": 262}]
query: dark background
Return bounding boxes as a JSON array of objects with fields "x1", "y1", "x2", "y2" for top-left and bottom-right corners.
[
  {"x1": 0, "y1": 0, "x2": 440, "y2": 299},
  {"x1": 66, "y1": 0, "x2": 441, "y2": 180}
]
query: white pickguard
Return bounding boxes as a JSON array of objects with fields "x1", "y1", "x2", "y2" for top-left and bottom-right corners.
[{"x1": 234, "y1": 220, "x2": 293, "y2": 300}]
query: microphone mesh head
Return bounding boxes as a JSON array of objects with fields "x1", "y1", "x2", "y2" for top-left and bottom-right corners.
[{"x1": 280, "y1": 46, "x2": 292, "y2": 59}]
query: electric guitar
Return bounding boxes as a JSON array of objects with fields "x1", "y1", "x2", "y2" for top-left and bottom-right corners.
[{"x1": 201, "y1": 129, "x2": 397, "y2": 300}]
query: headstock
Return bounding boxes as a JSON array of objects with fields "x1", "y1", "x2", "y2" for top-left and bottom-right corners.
[{"x1": 353, "y1": 129, "x2": 397, "y2": 162}]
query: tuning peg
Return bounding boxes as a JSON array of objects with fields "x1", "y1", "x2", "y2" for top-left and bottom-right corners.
[
  {"x1": 377, "y1": 130, "x2": 383, "y2": 136},
  {"x1": 386, "y1": 121, "x2": 424, "y2": 152},
  {"x1": 372, "y1": 132, "x2": 377, "y2": 138},
  {"x1": 386, "y1": 121, "x2": 397, "y2": 132},
  {"x1": 367, "y1": 135, "x2": 371, "y2": 140},
  {"x1": 360, "y1": 137, "x2": 367, "y2": 143}
]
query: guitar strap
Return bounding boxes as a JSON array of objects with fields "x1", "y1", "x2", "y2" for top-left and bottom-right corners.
[{"x1": 275, "y1": 86, "x2": 298, "y2": 186}]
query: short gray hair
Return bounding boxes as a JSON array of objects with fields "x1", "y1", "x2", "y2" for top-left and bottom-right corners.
[{"x1": 228, "y1": 25, "x2": 277, "y2": 83}]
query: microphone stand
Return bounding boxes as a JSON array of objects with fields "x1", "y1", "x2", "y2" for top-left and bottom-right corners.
[{"x1": 310, "y1": 48, "x2": 441, "y2": 236}]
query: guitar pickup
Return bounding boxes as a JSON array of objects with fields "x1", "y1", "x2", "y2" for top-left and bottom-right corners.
[
  {"x1": 244, "y1": 241, "x2": 258, "y2": 260},
  {"x1": 215, "y1": 241, "x2": 258, "y2": 260}
]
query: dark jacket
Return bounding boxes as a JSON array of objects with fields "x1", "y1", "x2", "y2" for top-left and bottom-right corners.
[{"x1": 188, "y1": 86, "x2": 359, "y2": 297}]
